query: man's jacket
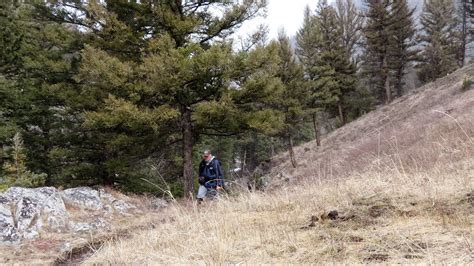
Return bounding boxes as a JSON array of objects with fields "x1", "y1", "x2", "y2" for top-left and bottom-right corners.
[{"x1": 198, "y1": 157, "x2": 224, "y2": 188}]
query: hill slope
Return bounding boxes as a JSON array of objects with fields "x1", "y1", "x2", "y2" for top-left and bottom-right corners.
[
  {"x1": 83, "y1": 65, "x2": 474, "y2": 264},
  {"x1": 266, "y1": 63, "x2": 473, "y2": 187}
]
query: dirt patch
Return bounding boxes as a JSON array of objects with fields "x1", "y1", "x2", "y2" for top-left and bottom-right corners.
[
  {"x1": 364, "y1": 253, "x2": 389, "y2": 262},
  {"x1": 55, "y1": 238, "x2": 107, "y2": 266},
  {"x1": 54, "y1": 222, "x2": 158, "y2": 265},
  {"x1": 404, "y1": 254, "x2": 424, "y2": 259},
  {"x1": 368, "y1": 204, "x2": 395, "y2": 218},
  {"x1": 348, "y1": 236, "x2": 364, "y2": 242},
  {"x1": 460, "y1": 191, "x2": 474, "y2": 207}
]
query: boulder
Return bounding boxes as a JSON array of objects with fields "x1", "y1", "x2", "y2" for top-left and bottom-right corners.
[
  {"x1": 61, "y1": 187, "x2": 104, "y2": 211},
  {"x1": 61, "y1": 187, "x2": 137, "y2": 214},
  {"x1": 0, "y1": 187, "x2": 68, "y2": 243},
  {"x1": 5, "y1": 187, "x2": 68, "y2": 230},
  {"x1": 98, "y1": 188, "x2": 136, "y2": 214},
  {"x1": 14, "y1": 196, "x2": 42, "y2": 239},
  {"x1": 0, "y1": 195, "x2": 19, "y2": 243},
  {"x1": 0, "y1": 186, "x2": 139, "y2": 244}
]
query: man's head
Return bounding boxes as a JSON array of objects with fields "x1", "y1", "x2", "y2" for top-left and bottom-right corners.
[{"x1": 202, "y1": 150, "x2": 212, "y2": 161}]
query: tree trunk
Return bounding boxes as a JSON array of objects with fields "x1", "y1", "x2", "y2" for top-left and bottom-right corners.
[
  {"x1": 312, "y1": 113, "x2": 321, "y2": 147},
  {"x1": 0, "y1": 146, "x2": 3, "y2": 174},
  {"x1": 270, "y1": 137, "x2": 275, "y2": 157},
  {"x1": 288, "y1": 134, "x2": 297, "y2": 168},
  {"x1": 240, "y1": 149, "x2": 246, "y2": 179},
  {"x1": 181, "y1": 107, "x2": 194, "y2": 197},
  {"x1": 395, "y1": 67, "x2": 403, "y2": 98},
  {"x1": 338, "y1": 103, "x2": 346, "y2": 125},
  {"x1": 383, "y1": 57, "x2": 392, "y2": 104},
  {"x1": 385, "y1": 76, "x2": 391, "y2": 104},
  {"x1": 459, "y1": 0, "x2": 467, "y2": 67}
]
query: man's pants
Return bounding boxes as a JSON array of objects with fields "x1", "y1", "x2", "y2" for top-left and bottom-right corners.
[{"x1": 197, "y1": 185, "x2": 208, "y2": 199}]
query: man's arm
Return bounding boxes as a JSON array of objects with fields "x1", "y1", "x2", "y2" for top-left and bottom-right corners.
[
  {"x1": 198, "y1": 161, "x2": 206, "y2": 185},
  {"x1": 215, "y1": 160, "x2": 224, "y2": 187}
]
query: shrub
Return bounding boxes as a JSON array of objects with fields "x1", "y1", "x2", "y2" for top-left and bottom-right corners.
[
  {"x1": 461, "y1": 74, "x2": 472, "y2": 91},
  {"x1": 3, "y1": 132, "x2": 47, "y2": 188}
]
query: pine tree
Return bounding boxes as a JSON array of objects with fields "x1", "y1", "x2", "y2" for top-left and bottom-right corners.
[
  {"x1": 313, "y1": 1, "x2": 357, "y2": 125},
  {"x1": 0, "y1": 2, "x2": 86, "y2": 186},
  {"x1": 389, "y1": 0, "x2": 417, "y2": 97},
  {"x1": 296, "y1": 6, "x2": 323, "y2": 146},
  {"x1": 297, "y1": 1, "x2": 357, "y2": 146},
  {"x1": 0, "y1": 2, "x2": 24, "y2": 150},
  {"x1": 361, "y1": 0, "x2": 395, "y2": 104},
  {"x1": 417, "y1": 0, "x2": 460, "y2": 83},
  {"x1": 3, "y1": 133, "x2": 47, "y2": 188},
  {"x1": 274, "y1": 31, "x2": 308, "y2": 168},
  {"x1": 455, "y1": 0, "x2": 473, "y2": 66},
  {"x1": 39, "y1": 1, "x2": 269, "y2": 195}
]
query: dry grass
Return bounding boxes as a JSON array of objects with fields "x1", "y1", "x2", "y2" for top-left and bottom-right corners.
[
  {"x1": 84, "y1": 162, "x2": 473, "y2": 264},
  {"x1": 266, "y1": 64, "x2": 474, "y2": 186},
  {"x1": 83, "y1": 65, "x2": 474, "y2": 264}
]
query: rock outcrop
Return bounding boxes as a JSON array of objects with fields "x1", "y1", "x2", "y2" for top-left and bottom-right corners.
[{"x1": 0, "y1": 186, "x2": 140, "y2": 244}]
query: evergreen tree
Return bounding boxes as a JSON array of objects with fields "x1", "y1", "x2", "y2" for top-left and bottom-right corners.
[
  {"x1": 297, "y1": 1, "x2": 357, "y2": 146},
  {"x1": 0, "y1": 2, "x2": 23, "y2": 171},
  {"x1": 361, "y1": 0, "x2": 395, "y2": 104},
  {"x1": 2, "y1": 133, "x2": 47, "y2": 188},
  {"x1": 389, "y1": 0, "x2": 417, "y2": 97},
  {"x1": 455, "y1": 0, "x2": 473, "y2": 66},
  {"x1": 296, "y1": 6, "x2": 323, "y2": 145},
  {"x1": 417, "y1": 0, "x2": 460, "y2": 83},
  {"x1": 274, "y1": 31, "x2": 308, "y2": 168},
  {"x1": 313, "y1": 1, "x2": 357, "y2": 125},
  {"x1": 0, "y1": 2, "x2": 85, "y2": 186},
  {"x1": 38, "y1": 1, "x2": 269, "y2": 195}
]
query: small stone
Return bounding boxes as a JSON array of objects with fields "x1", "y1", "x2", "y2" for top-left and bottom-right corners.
[
  {"x1": 149, "y1": 197, "x2": 168, "y2": 210},
  {"x1": 328, "y1": 210, "x2": 339, "y2": 220},
  {"x1": 72, "y1": 218, "x2": 108, "y2": 233},
  {"x1": 60, "y1": 242, "x2": 72, "y2": 253}
]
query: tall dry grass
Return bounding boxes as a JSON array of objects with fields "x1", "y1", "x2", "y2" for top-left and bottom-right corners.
[
  {"x1": 83, "y1": 65, "x2": 474, "y2": 264},
  {"x1": 84, "y1": 160, "x2": 473, "y2": 264}
]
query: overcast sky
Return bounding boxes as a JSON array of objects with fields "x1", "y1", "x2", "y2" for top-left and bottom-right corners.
[{"x1": 236, "y1": 0, "x2": 320, "y2": 40}]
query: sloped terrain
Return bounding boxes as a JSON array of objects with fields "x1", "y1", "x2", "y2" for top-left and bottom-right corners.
[
  {"x1": 266, "y1": 64, "x2": 474, "y2": 187},
  {"x1": 81, "y1": 65, "x2": 474, "y2": 264},
  {"x1": 3, "y1": 65, "x2": 472, "y2": 264}
]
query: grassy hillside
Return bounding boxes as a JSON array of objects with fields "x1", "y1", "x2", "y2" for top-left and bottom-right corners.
[{"x1": 83, "y1": 65, "x2": 474, "y2": 264}]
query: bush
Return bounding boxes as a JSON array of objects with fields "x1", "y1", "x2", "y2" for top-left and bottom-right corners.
[
  {"x1": 3, "y1": 132, "x2": 47, "y2": 188},
  {"x1": 461, "y1": 74, "x2": 472, "y2": 91}
]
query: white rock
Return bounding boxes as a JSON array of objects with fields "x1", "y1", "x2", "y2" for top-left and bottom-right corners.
[
  {"x1": 60, "y1": 242, "x2": 72, "y2": 253},
  {"x1": 0, "y1": 187, "x2": 68, "y2": 243},
  {"x1": 8, "y1": 187, "x2": 68, "y2": 230},
  {"x1": 98, "y1": 188, "x2": 136, "y2": 214},
  {"x1": 72, "y1": 218, "x2": 108, "y2": 233},
  {"x1": 0, "y1": 195, "x2": 18, "y2": 243},
  {"x1": 0, "y1": 185, "x2": 143, "y2": 244},
  {"x1": 149, "y1": 197, "x2": 168, "y2": 210},
  {"x1": 14, "y1": 196, "x2": 42, "y2": 237},
  {"x1": 61, "y1": 187, "x2": 103, "y2": 210}
]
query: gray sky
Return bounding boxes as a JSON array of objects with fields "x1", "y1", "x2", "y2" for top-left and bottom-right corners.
[{"x1": 236, "y1": 0, "x2": 320, "y2": 40}]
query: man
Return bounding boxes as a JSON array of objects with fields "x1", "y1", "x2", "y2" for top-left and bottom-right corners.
[{"x1": 197, "y1": 150, "x2": 224, "y2": 202}]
